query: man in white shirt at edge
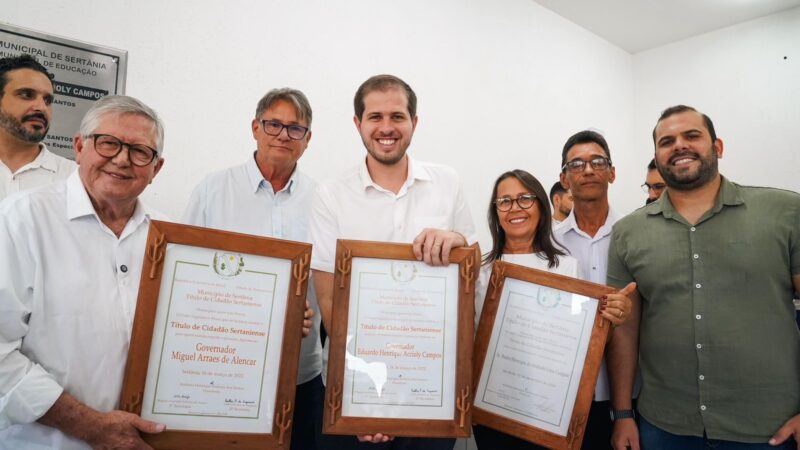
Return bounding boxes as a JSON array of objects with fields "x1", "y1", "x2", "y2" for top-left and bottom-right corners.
[
  {"x1": 0, "y1": 54, "x2": 75, "y2": 200},
  {"x1": 182, "y1": 87, "x2": 322, "y2": 450},
  {"x1": 554, "y1": 130, "x2": 636, "y2": 450},
  {"x1": 0, "y1": 95, "x2": 167, "y2": 449},
  {"x1": 309, "y1": 74, "x2": 477, "y2": 450}
]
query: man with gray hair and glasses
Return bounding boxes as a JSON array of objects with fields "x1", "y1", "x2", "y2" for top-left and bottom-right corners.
[
  {"x1": 183, "y1": 87, "x2": 322, "y2": 449},
  {"x1": 0, "y1": 95, "x2": 167, "y2": 449}
]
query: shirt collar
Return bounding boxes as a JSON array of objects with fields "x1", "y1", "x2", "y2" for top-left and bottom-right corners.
[
  {"x1": 358, "y1": 155, "x2": 432, "y2": 192},
  {"x1": 13, "y1": 144, "x2": 61, "y2": 175},
  {"x1": 246, "y1": 152, "x2": 298, "y2": 194},
  {"x1": 65, "y1": 171, "x2": 151, "y2": 231},
  {"x1": 647, "y1": 175, "x2": 743, "y2": 220},
  {"x1": 560, "y1": 207, "x2": 619, "y2": 240}
]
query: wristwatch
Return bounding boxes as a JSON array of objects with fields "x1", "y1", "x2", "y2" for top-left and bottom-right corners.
[{"x1": 610, "y1": 409, "x2": 636, "y2": 421}]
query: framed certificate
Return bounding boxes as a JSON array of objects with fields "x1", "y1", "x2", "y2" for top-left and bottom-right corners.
[
  {"x1": 323, "y1": 240, "x2": 479, "y2": 438},
  {"x1": 472, "y1": 261, "x2": 616, "y2": 450},
  {"x1": 120, "y1": 220, "x2": 311, "y2": 449}
]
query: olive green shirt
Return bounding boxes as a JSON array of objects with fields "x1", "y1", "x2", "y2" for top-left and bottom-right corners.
[{"x1": 607, "y1": 176, "x2": 800, "y2": 443}]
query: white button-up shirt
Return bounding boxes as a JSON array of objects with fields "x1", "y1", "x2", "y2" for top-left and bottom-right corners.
[
  {"x1": 0, "y1": 144, "x2": 76, "y2": 201},
  {"x1": 309, "y1": 157, "x2": 477, "y2": 274},
  {"x1": 182, "y1": 155, "x2": 322, "y2": 384},
  {"x1": 0, "y1": 171, "x2": 164, "y2": 449},
  {"x1": 554, "y1": 208, "x2": 619, "y2": 401}
]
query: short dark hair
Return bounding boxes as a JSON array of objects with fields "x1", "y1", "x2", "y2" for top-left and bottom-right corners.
[
  {"x1": 354, "y1": 74, "x2": 417, "y2": 120},
  {"x1": 561, "y1": 130, "x2": 611, "y2": 169},
  {"x1": 0, "y1": 54, "x2": 54, "y2": 97},
  {"x1": 549, "y1": 181, "x2": 567, "y2": 202},
  {"x1": 652, "y1": 105, "x2": 717, "y2": 145},
  {"x1": 647, "y1": 158, "x2": 657, "y2": 171},
  {"x1": 484, "y1": 170, "x2": 566, "y2": 268}
]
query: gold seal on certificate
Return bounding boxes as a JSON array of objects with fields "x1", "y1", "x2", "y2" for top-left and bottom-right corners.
[
  {"x1": 472, "y1": 261, "x2": 616, "y2": 450},
  {"x1": 323, "y1": 240, "x2": 479, "y2": 438},
  {"x1": 120, "y1": 221, "x2": 311, "y2": 449}
]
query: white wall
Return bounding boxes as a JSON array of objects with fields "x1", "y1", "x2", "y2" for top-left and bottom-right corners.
[
  {"x1": 631, "y1": 7, "x2": 800, "y2": 195},
  {"x1": 5, "y1": 1, "x2": 797, "y2": 249},
  {"x1": 3, "y1": 0, "x2": 634, "y2": 250}
]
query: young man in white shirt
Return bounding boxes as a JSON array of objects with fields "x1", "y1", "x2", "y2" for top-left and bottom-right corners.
[
  {"x1": 310, "y1": 74, "x2": 477, "y2": 450},
  {"x1": 0, "y1": 54, "x2": 75, "y2": 200},
  {"x1": 183, "y1": 87, "x2": 323, "y2": 450}
]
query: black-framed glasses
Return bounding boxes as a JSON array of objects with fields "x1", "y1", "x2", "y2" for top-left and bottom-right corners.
[
  {"x1": 90, "y1": 134, "x2": 158, "y2": 167},
  {"x1": 494, "y1": 194, "x2": 537, "y2": 212},
  {"x1": 562, "y1": 156, "x2": 612, "y2": 173},
  {"x1": 260, "y1": 120, "x2": 309, "y2": 140},
  {"x1": 641, "y1": 182, "x2": 666, "y2": 193}
]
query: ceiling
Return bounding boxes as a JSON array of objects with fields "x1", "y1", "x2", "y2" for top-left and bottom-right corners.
[{"x1": 531, "y1": 0, "x2": 800, "y2": 53}]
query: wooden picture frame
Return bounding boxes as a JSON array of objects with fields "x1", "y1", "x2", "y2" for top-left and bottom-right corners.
[
  {"x1": 120, "y1": 220, "x2": 311, "y2": 449},
  {"x1": 472, "y1": 261, "x2": 616, "y2": 450},
  {"x1": 323, "y1": 240, "x2": 479, "y2": 438}
]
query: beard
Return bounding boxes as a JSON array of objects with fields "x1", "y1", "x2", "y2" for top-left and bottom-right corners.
[
  {"x1": 658, "y1": 150, "x2": 718, "y2": 191},
  {"x1": 362, "y1": 137, "x2": 409, "y2": 166},
  {"x1": 558, "y1": 205, "x2": 572, "y2": 217},
  {"x1": 0, "y1": 109, "x2": 49, "y2": 144}
]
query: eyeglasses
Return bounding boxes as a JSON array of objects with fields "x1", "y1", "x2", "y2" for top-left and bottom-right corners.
[
  {"x1": 260, "y1": 120, "x2": 309, "y2": 140},
  {"x1": 494, "y1": 194, "x2": 536, "y2": 212},
  {"x1": 562, "y1": 156, "x2": 612, "y2": 173},
  {"x1": 90, "y1": 134, "x2": 158, "y2": 167},
  {"x1": 641, "y1": 182, "x2": 667, "y2": 193}
]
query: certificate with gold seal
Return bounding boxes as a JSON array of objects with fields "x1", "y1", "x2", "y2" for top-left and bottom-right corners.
[
  {"x1": 323, "y1": 240, "x2": 479, "y2": 438},
  {"x1": 120, "y1": 221, "x2": 311, "y2": 449}
]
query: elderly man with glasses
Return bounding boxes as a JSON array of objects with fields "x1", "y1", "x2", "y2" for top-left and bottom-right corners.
[
  {"x1": 0, "y1": 95, "x2": 167, "y2": 449},
  {"x1": 182, "y1": 87, "x2": 323, "y2": 450}
]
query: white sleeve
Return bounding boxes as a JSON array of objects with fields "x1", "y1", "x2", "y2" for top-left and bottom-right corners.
[
  {"x1": 181, "y1": 180, "x2": 208, "y2": 226},
  {"x1": 474, "y1": 262, "x2": 493, "y2": 331},
  {"x1": 451, "y1": 180, "x2": 478, "y2": 245},
  {"x1": 0, "y1": 204, "x2": 63, "y2": 428},
  {"x1": 308, "y1": 185, "x2": 338, "y2": 274}
]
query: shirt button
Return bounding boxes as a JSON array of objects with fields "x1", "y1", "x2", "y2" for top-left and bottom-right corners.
[
  {"x1": 695, "y1": 283, "x2": 702, "y2": 289},
  {"x1": 690, "y1": 227, "x2": 696, "y2": 232},
  {"x1": 120, "y1": 265, "x2": 128, "y2": 273},
  {"x1": 696, "y1": 314, "x2": 702, "y2": 320},
  {"x1": 699, "y1": 375, "x2": 705, "y2": 381},
  {"x1": 696, "y1": 343, "x2": 702, "y2": 349},
  {"x1": 693, "y1": 254, "x2": 699, "y2": 259},
  {"x1": 700, "y1": 405, "x2": 707, "y2": 411}
]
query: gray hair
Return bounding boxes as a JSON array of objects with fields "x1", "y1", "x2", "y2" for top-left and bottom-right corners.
[
  {"x1": 79, "y1": 95, "x2": 165, "y2": 155},
  {"x1": 255, "y1": 88, "x2": 312, "y2": 126}
]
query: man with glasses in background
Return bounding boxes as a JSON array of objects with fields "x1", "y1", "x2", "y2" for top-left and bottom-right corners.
[
  {"x1": 0, "y1": 54, "x2": 75, "y2": 200},
  {"x1": 554, "y1": 130, "x2": 630, "y2": 449},
  {"x1": 183, "y1": 88, "x2": 322, "y2": 450},
  {"x1": 0, "y1": 95, "x2": 168, "y2": 449},
  {"x1": 642, "y1": 158, "x2": 666, "y2": 205}
]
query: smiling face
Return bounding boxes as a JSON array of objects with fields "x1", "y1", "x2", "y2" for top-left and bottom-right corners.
[
  {"x1": 0, "y1": 68, "x2": 53, "y2": 144},
  {"x1": 74, "y1": 112, "x2": 163, "y2": 211},
  {"x1": 354, "y1": 87, "x2": 417, "y2": 166},
  {"x1": 252, "y1": 99, "x2": 311, "y2": 173},
  {"x1": 654, "y1": 111, "x2": 722, "y2": 191},
  {"x1": 496, "y1": 176, "x2": 540, "y2": 251},
  {"x1": 559, "y1": 142, "x2": 615, "y2": 203}
]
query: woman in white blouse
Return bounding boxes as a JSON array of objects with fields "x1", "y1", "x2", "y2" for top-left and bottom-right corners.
[{"x1": 473, "y1": 170, "x2": 628, "y2": 449}]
